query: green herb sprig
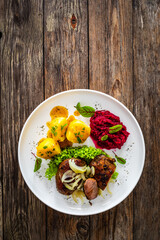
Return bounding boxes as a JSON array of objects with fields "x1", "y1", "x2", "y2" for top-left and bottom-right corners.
[
  {"x1": 109, "y1": 125, "x2": 122, "y2": 134},
  {"x1": 74, "y1": 102, "x2": 95, "y2": 117},
  {"x1": 101, "y1": 135, "x2": 108, "y2": 141},
  {"x1": 112, "y1": 151, "x2": 126, "y2": 164},
  {"x1": 32, "y1": 152, "x2": 42, "y2": 172}
]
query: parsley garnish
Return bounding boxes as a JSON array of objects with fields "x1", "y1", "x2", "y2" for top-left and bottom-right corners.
[
  {"x1": 61, "y1": 123, "x2": 68, "y2": 130},
  {"x1": 77, "y1": 136, "x2": 82, "y2": 143},
  {"x1": 51, "y1": 126, "x2": 58, "y2": 136}
]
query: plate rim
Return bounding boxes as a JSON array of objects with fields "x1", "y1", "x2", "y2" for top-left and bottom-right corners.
[{"x1": 18, "y1": 89, "x2": 145, "y2": 216}]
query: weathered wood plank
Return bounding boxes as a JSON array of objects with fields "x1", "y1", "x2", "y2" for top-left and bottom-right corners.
[
  {"x1": 88, "y1": 0, "x2": 133, "y2": 239},
  {"x1": 0, "y1": 0, "x2": 46, "y2": 239},
  {"x1": 44, "y1": 1, "x2": 89, "y2": 239},
  {"x1": 133, "y1": 1, "x2": 160, "y2": 239},
  {"x1": 0, "y1": 0, "x2": 159, "y2": 239},
  {"x1": 0, "y1": 2, "x2": 4, "y2": 239},
  {"x1": 44, "y1": 0, "x2": 88, "y2": 97}
]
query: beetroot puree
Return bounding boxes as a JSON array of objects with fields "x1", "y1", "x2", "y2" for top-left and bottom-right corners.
[{"x1": 90, "y1": 110, "x2": 130, "y2": 150}]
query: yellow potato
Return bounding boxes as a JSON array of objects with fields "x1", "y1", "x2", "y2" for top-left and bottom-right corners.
[
  {"x1": 47, "y1": 130, "x2": 52, "y2": 138},
  {"x1": 47, "y1": 117, "x2": 68, "y2": 142},
  {"x1": 36, "y1": 138, "x2": 61, "y2": 159},
  {"x1": 50, "y1": 106, "x2": 68, "y2": 119},
  {"x1": 67, "y1": 115, "x2": 76, "y2": 125},
  {"x1": 66, "y1": 120, "x2": 90, "y2": 143}
]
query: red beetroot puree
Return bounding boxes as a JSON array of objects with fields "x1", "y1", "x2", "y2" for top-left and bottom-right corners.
[{"x1": 90, "y1": 110, "x2": 130, "y2": 150}]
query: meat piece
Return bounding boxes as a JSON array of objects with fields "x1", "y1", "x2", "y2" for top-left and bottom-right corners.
[
  {"x1": 89, "y1": 155, "x2": 116, "y2": 190},
  {"x1": 56, "y1": 158, "x2": 86, "y2": 195},
  {"x1": 58, "y1": 138, "x2": 73, "y2": 149},
  {"x1": 84, "y1": 178, "x2": 98, "y2": 200}
]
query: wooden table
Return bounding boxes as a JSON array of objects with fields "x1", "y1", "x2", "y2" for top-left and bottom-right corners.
[{"x1": 0, "y1": 0, "x2": 159, "y2": 239}]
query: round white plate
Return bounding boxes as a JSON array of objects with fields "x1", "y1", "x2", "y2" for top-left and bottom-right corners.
[{"x1": 18, "y1": 89, "x2": 145, "y2": 215}]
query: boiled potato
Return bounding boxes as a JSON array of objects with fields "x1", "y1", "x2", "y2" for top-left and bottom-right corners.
[
  {"x1": 47, "y1": 117, "x2": 68, "y2": 142},
  {"x1": 50, "y1": 106, "x2": 68, "y2": 119},
  {"x1": 66, "y1": 120, "x2": 90, "y2": 143},
  {"x1": 47, "y1": 130, "x2": 52, "y2": 138},
  {"x1": 36, "y1": 138, "x2": 61, "y2": 159}
]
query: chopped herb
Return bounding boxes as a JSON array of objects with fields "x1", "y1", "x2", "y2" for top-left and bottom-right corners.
[
  {"x1": 74, "y1": 102, "x2": 95, "y2": 117},
  {"x1": 109, "y1": 125, "x2": 122, "y2": 134},
  {"x1": 74, "y1": 133, "x2": 77, "y2": 136},
  {"x1": 82, "y1": 127, "x2": 85, "y2": 130},
  {"x1": 111, "y1": 172, "x2": 119, "y2": 179},
  {"x1": 43, "y1": 146, "x2": 48, "y2": 149},
  {"x1": 41, "y1": 154, "x2": 44, "y2": 156},
  {"x1": 77, "y1": 136, "x2": 82, "y2": 143},
  {"x1": 51, "y1": 126, "x2": 58, "y2": 136},
  {"x1": 61, "y1": 123, "x2": 68, "y2": 130},
  {"x1": 101, "y1": 135, "x2": 108, "y2": 141},
  {"x1": 47, "y1": 151, "x2": 52, "y2": 154}
]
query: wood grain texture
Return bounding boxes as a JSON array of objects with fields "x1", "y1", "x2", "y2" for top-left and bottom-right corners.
[
  {"x1": 0, "y1": 0, "x2": 159, "y2": 239},
  {"x1": 88, "y1": 1, "x2": 133, "y2": 239},
  {"x1": 44, "y1": 1, "x2": 89, "y2": 240},
  {"x1": 0, "y1": 2, "x2": 4, "y2": 239},
  {"x1": 132, "y1": 1, "x2": 160, "y2": 239},
  {"x1": 0, "y1": 0, "x2": 46, "y2": 239},
  {"x1": 44, "y1": 0, "x2": 88, "y2": 97}
]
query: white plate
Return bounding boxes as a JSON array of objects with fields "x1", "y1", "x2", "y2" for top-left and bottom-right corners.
[{"x1": 18, "y1": 89, "x2": 145, "y2": 215}]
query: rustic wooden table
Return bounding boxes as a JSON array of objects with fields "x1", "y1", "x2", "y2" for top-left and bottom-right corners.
[{"x1": 0, "y1": 0, "x2": 159, "y2": 239}]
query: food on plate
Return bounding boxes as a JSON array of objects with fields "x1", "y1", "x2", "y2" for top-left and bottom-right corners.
[
  {"x1": 84, "y1": 178, "x2": 98, "y2": 200},
  {"x1": 56, "y1": 158, "x2": 86, "y2": 195},
  {"x1": 36, "y1": 138, "x2": 61, "y2": 159},
  {"x1": 47, "y1": 117, "x2": 68, "y2": 142},
  {"x1": 58, "y1": 138, "x2": 73, "y2": 149},
  {"x1": 66, "y1": 120, "x2": 91, "y2": 143},
  {"x1": 55, "y1": 154, "x2": 116, "y2": 201},
  {"x1": 32, "y1": 153, "x2": 42, "y2": 172},
  {"x1": 45, "y1": 106, "x2": 90, "y2": 153},
  {"x1": 90, "y1": 110, "x2": 130, "y2": 149},
  {"x1": 74, "y1": 102, "x2": 95, "y2": 117},
  {"x1": 45, "y1": 146, "x2": 109, "y2": 180},
  {"x1": 67, "y1": 115, "x2": 76, "y2": 125},
  {"x1": 50, "y1": 106, "x2": 68, "y2": 119},
  {"x1": 89, "y1": 155, "x2": 116, "y2": 190},
  {"x1": 112, "y1": 151, "x2": 126, "y2": 164},
  {"x1": 34, "y1": 103, "x2": 129, "y2": 204},
  {"x1": 72, "y1": 190, "x2": 85, "y2": 203},
  {"x1": 74, "y1": 110, "x2": 80, "y2": 116}
]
